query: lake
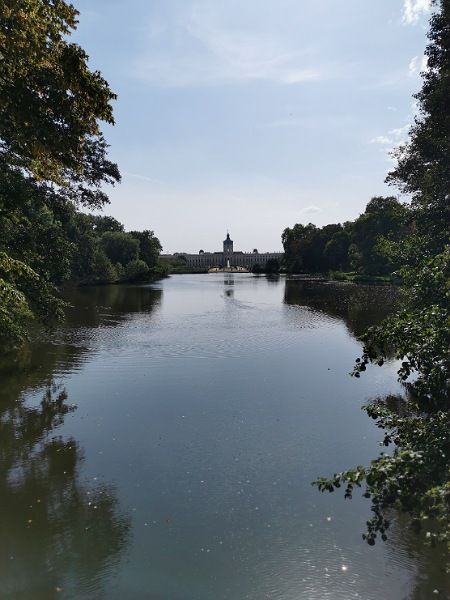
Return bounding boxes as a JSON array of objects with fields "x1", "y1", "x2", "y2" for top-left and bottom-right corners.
[{"x1": 0, "y1": 274, "x2": 447, "y2": 599}]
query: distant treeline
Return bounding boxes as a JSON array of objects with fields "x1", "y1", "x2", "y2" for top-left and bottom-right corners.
[
  {"x1": 282, "y1": 196, "x2": 407, "y2": 277},
  {"x1": 65, "y1": 213, "x2": 167, "y2": 284}
]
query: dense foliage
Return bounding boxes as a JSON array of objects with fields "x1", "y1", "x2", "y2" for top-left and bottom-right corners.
[
  {"x1": 313, "y1": 0, "x2": 449, "y2": 551},
  {"x1": 282, "y1": 196, "x2": 407, "y2": 277},
  {"x1": 0, "y1": 1, "x2": 165, "y2": 351},
  {"x1": 0, "y1": 0, "x2": 119, "y2": 200},
  {"x1": 251, "y1": 258, "x2": 281, "y2": 274}
]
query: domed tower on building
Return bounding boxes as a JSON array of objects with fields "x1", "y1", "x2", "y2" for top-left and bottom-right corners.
[{"x1": 223, "y1": 232, "x2": 233, "y2": 254}]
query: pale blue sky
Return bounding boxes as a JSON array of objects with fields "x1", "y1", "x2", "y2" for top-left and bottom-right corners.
[{"x1": 72, "y1": 0, "x2": 431, "y2": 253}]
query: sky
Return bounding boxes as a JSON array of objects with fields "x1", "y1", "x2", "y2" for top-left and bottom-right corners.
[{"x1": 71, "y1": 0, "x2": 432, "y2": 254}]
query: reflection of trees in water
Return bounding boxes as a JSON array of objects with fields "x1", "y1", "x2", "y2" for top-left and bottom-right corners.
[
  {"x1": 0, "y1": 345, "x2": 87, "y2": 408},
  {"x1": 62, "y1": 284, "x2": 163, "y2": 328},
  {"x1": 0, "y1": 284, "x2": 163, "y2": 405},
  {"x1": 265, "y1": 274, "x2": 281, "y2": 284},
  {"x1": 0, "y1": 284, "x2": 166, "y2": 597},
  {"x1": 371, "y1": 394, "x2": 450, "y2": 598},
  {"x1": 371, "y1": 434, "x2": 450, "y2": 600},
  {"x1": 0, "y1": 382, "x2": 130, "y2": 600},
  {"x1": 284, "y1": 281, "x2": 400, "y2": 338},
  {"x1": 385, "y1": 512, "x2": 450, "y2": 600}
]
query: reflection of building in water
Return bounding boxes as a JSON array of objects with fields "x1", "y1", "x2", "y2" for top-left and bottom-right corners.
[{"x1": 162, "y1": 232, "x2": 283, "y2": 269}]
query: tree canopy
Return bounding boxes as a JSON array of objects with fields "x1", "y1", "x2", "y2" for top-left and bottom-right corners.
[
  {"x1": 282, "y1": 198, "x2": 406, "y2": 277},
  {"x1": 0, "y1": 0, "x2": 124, "y2": 349},
  {"x1": 386, "y1": 0, "x2": 450, "y2": 243},
  {"x1": 0, "y1": 0, "x2": 119, "y2": 195}
]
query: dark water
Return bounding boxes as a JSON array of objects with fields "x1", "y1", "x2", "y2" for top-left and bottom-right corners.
[{"x1": 0, "y1": 275, "x2": 447, "y2": 599}]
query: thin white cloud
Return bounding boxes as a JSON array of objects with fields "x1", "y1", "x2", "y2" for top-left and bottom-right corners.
[
  {"x1": 402, "y1": 0, "x2": 431, "y2": 25},
  {"x1": 279, "y1": 69, "x2": 322, "y2": 85},
  {"x1": 369, "y1": 124, "x2": 411, "y2": 164},
  {"x1": 132, "y1": 3, "x2": 328, "y2": 87},
  {"x1": 408, "y1": 54, "x2": 428, "y2": 76},
  {"x1": 300, "y1": 206, "x2": 322, "y2": 215},
  {"x1": 408, "y1": 55, "x2": 419, "y2": 76},
  {"x1": 370, "y1": 124, "x2": 410, "y2": 147},
  {"x1": 370, "y1": 135, "x2": 393, "y2": 145},
  {"x1": 390, "y1": 124, "x2": 410, "y2": 138},
  {"x1": 123, "y1": 172, "x2": 165, "y2": 184}
]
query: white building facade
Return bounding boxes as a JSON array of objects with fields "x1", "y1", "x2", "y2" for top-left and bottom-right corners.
[{"x1": 163, "y1": 233, "x2": 284, "y2": 269}]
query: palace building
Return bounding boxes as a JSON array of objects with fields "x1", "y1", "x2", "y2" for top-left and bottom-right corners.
[{"x1": 163, "y1": 233, "x2": 283, "y2": 269}]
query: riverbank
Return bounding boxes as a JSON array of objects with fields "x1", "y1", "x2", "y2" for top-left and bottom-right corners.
[
  {"x1": 165, "y1": 267, "x2": 403, "y2": 284},
  {"x1": 287, "y1": 271, "x2": 403, "y2": 285}
]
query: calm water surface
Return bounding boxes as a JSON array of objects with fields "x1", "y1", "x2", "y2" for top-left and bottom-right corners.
[{"x1": 0, "y1": 274, "x2": 447, "y2": 599}]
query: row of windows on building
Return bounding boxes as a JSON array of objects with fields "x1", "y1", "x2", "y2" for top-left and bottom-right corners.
[
  {"x1": 176, "y1": 252, "x2": 283, "y2": 268},
  {"x1": 161, "y1": 233, "x2": 283, "y2": 268}
]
